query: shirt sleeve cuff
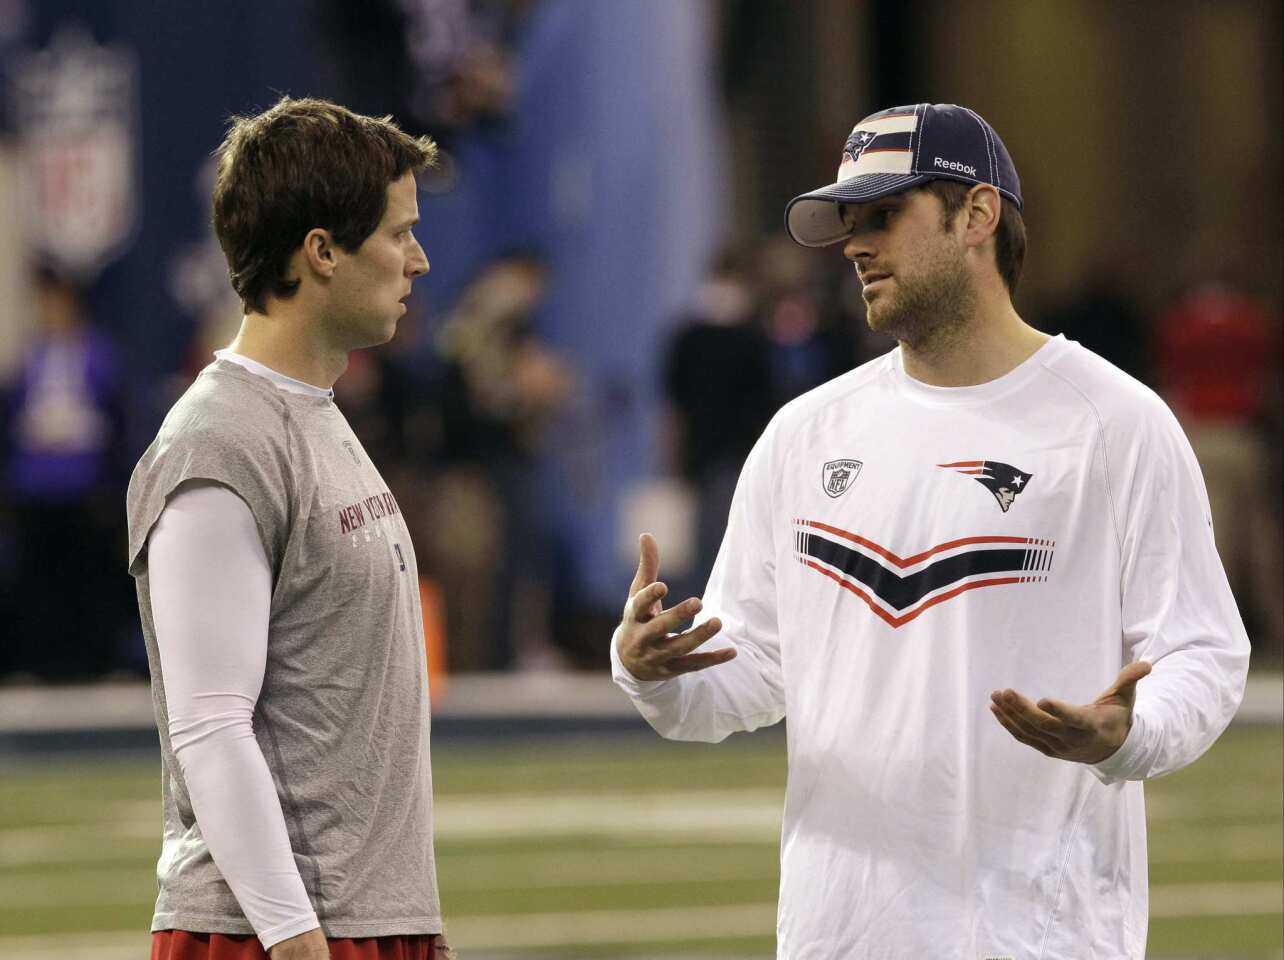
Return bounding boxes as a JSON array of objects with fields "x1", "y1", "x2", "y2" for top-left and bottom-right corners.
[
  {"x1": 1088, "y1": 710, "x2": 1148, "y2": 784},
  {"x1": 609, "y1": 626, "x2": 675, "y2": 698},
  {"x1": 259, "y1": 915, "x2": 323, "y2": 951}
]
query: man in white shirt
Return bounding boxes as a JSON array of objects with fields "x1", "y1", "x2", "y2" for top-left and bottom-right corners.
[
  {"x1": 127, "y1": 97, "x2": 449, "y2": 960},
  {"x1": 612, "y1": 103, "x2": 1250, "y2": 959}
]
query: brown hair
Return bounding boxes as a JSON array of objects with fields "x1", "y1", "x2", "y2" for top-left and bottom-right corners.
[
  {"x1": 921, "y1": 179, "x2": 1026, "y2": 296},
  {"x1": 212, "y1": 96, "x2": 438, "y2": 314}
]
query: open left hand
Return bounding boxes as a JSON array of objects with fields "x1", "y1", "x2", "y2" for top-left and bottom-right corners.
[{"x1": 989, "y1": 661, "x2": 1152, "y2": 764}]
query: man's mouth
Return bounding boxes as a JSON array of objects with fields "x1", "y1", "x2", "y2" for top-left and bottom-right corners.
[{"x1": 860, "y1": 272, "x2": 892, "y2": 297}]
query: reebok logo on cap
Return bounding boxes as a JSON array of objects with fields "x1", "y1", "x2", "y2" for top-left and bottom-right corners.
[{"x1": 933, "y1": 157, "x2": 977, "y2": 177}]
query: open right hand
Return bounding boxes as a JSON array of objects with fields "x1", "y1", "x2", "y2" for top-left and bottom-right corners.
[
  {"x1": 269, "y1": 928, "x2": 329, "y2": 960},
  {"x1": 615, "y1": 533, "x2": 736, "y2": 681}
]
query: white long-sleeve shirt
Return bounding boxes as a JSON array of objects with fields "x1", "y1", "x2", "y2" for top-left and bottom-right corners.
[
  {"x1": 147, "y1": 351, "x2": 332, "y2": 948},
  {"x1": 613, "y1": 335, "x2": 1250, "y2": 959}
]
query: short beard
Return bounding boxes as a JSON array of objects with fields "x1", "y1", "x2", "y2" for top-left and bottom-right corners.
[{"x1": 865, "y1": 249, "x2": 975, "y2": 356}]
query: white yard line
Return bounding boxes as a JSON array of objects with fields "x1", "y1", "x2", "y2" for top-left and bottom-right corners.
[
  {"x1": 440, "y1": 853, "x2": 776, "y2": 891},
  {"x1": 1147, "y1": 822, "x2": 1283, "y2": 863},
  {"x1": 0, "y1": 820, "x2": 156, "y2": 863},
  {"x1": 4, "y1": 789, "x2": 1280, "y2": 869},
  {"x1": 0, "y1": 837, "x2": 155, "y2": 868},
  {"x1": 432, "y1": 788, "x2": 784, "y2": 841},
  {"x1": 445, "y1": 885, "x2": 1284, "y2": 948},
  {"x1": 7, "y1": 831, "x2": 1283, "y2": 904},
  {"x1": 0, "y1": 933, "x2": 149, "y2": 960},
  {"x1": 1145, "y1": 787, "x2": 1283, "y2": 822},
  {"x1": 446, "y1": 903, "x2": 776, "y2": 948},
  {"x1": 0, "y1": 854, "x2": 776, "y2": 907},
  {"x1": 1150, "y1": 881, "x2": 1283, "y2": 917},
  {"x1": 432, "y1": 788, "x2": 1278, "y2": 839},
  {"x1": 0, "y1": 882, "x2": 155, "y2": 909}
]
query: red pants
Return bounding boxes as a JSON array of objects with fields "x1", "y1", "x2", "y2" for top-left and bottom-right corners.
[{"x1": 152, "y1": 931, "x2": 445, "y2": 959}]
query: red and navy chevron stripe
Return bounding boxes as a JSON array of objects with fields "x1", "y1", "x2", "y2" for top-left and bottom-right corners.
[{"x1": 793, "y1": 519, "x2": 1055, "y2": 628}]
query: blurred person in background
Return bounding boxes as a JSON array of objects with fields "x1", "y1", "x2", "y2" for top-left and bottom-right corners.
[
  {"x1": 662, "y1": 248, "x2": 773, "y2": 594},
  {"x1": 1154, "y1": 284, "x2": 1283, "y2": 658},
  {"x1": 0, "y1": 265, "x2": 129, "y2": 681},
  {"x1": 427, "y1": 252, "x2": 573, "y2": 671},
  {"x1": 756, "y1": 234, "x2": 858, "y2": 407},
  {"x1": 333, "y1": 346, "x2": 415, "y2": 479},
  {"x1": 125, "y1": 98, "x2": 448, "y2": 960},
  {"x1": 612, "y1": 103, "x2": 1250, "y2": 959},
  {"x1": 332, "y1": 329, "x2": 448, "y2": 662},
  {"x1": 318, "y1": 0, "x2": 526, "y2": 143}
]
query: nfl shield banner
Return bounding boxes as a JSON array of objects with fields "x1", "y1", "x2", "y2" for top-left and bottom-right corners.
[{"x1": 10, "y1": 25, "x2": 140, "y2": 280}]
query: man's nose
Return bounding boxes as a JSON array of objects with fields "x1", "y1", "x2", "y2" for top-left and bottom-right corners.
[
  {"x1": 842, "y1": 231, "x2": 874, "y2": 263},
  {"x1": 408, "y1": 240, "x2": 429, "y2": 278}
]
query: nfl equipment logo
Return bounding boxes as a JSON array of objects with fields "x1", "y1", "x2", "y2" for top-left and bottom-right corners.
[{"x1": 822, "y1": 459, "x2": 863, "y2": 498}]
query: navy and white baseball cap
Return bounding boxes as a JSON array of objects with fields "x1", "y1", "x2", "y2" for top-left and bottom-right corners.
[{"x1": 785, "y1": 103, "x2": 1023, "y2": 247}]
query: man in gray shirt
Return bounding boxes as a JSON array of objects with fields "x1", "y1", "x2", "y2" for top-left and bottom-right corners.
[{"x1": 127, "y1": 97, "x2": 448, "y2": 960}]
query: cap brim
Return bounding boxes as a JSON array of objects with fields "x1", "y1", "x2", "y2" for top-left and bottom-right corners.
[{"x1": 784, "y1": 173, "x2": 932, "y2": 247}]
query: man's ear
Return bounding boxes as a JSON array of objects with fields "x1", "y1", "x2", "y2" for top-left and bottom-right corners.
[
  {"x1": 962, "y1": 184, "x2": 1002, "y2": 249},
  {"x1": 300, "y1": 228, "x2": 338, "y2": 280}
]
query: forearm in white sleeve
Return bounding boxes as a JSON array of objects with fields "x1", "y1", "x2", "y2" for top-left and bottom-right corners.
[
  {"x1": 611, "y1": 431, "x2": 786, "y2": 742},
  {"x1": 611, "y1": 620, "x2": 784, "y2": 742},
  {"x1": 1091, "y1": 411, "x2": 1252, "y2": 784},
  {"x1": 149, "y1": 480, "x2": 320, "y2": 948}
]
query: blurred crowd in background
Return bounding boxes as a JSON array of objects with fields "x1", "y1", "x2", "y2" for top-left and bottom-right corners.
[{"x1": 0, "y1": 0, "x2": 1280, "y2": 683}]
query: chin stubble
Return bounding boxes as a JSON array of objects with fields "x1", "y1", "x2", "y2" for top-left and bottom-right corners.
[{"x1": 866, "y1": 254, "x2": 975, "y2": 354}]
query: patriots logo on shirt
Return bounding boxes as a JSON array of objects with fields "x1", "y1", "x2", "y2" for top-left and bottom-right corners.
[
  {"x1": 939, "y1": 460, "x2": 1033, "y2": 513},
  {"x1": 843, "y1": 128, "x2": 877, "y2": 165}
]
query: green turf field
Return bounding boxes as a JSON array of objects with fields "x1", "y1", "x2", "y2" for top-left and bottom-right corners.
[{"x1": 0, "y1": 725, "x2": 1280, "y2": 959}]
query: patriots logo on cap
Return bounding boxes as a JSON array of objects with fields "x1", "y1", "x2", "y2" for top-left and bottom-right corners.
[
  {"x1": 836, "y1": 110, "x2": 918, "y2": 181},
  {"x1": 939, "y1": 460, "x2": 1033, "y2": 513},
  {"x1": 843, "y1": 128, "x2": 877, "y2": 165}
]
